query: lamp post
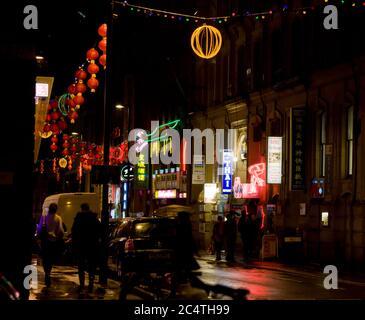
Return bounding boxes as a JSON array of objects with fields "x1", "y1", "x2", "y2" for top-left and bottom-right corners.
[{"x1": 99, "y1": 0, "x2": 114, "y2": 286}]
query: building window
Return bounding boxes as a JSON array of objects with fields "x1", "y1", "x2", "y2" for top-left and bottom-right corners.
[
  {"x1": 320, "y1": 112, "x2": 326, "y2": 177},
  {"x1": 347, "y1": 106, "x2": 354, "y2": 176}
]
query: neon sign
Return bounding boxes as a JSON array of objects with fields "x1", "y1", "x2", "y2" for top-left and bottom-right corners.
[
  {"x1": 155, "y1": 189, "x2": 177, "y2": 199},
  {"x1": 137, "y1": 154, "x2": 146, "y2": 181},
  {"x1": 222, "y1": 150, "x2": 233, "y2": 194},
  {"x1": 136, "y1": 119, "x2": 181, "y2": 154},
  {"x1": 233, "y1": 163, "x2": 266, "y2": 198}
]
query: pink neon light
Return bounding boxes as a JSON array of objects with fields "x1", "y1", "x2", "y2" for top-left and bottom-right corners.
[
  {"x1": 181, "y1": 139, "x2": 187, "y2": 172},
  {"x1": 234, "y1": 162, "x2": 266, "y2": 199}
]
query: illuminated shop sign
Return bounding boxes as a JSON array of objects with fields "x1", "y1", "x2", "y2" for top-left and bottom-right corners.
[
  {"x1": 233, "y1": 163, "x2": 266, "y2": 198},
  {"x1": 222, "y1": 150, "x2": 233, "y2": 194},
  {"x1": 204, "y1": 183, "x2": 217, "y2": 203},
  {"x1": 267, "y1": 137, "x2": 282, "y2": 184},
  {"x1": 137, "y1": 154, "x2": 146, "y2": 181},
  {"x1": 155, "y1": 189, "x2": 177, "y2": 199}
]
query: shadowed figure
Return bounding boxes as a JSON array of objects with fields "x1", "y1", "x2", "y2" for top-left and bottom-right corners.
[{"x1": 71, "y1": 203, "x2": 101, "y2": 294}]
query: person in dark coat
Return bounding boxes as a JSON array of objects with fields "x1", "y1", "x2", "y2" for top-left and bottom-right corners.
[
  {"x1": 238, "y1": 209, "x2": 249, "y2": 261},
  {"x1": 71, "y1": 203, "x2": 101, "y2": 293},
  {"x1": 212, "y1": 216, "x2": 225, "y2": 261},
  {"x1": 224, "y1": 211, "x2": 237, "y2": 262}
]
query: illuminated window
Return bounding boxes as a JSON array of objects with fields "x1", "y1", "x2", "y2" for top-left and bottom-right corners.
[
  {"x1": 320, "y1": 112, "x2": 326, "y2": 177},
  {"x1": 347, "y1": 106, "x2": 354, "y2": 176}
]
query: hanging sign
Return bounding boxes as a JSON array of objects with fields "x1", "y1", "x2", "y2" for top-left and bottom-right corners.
[
  {"x1": 267, "y1": 137, "x2": 282, "y2": 184},
  {"x1": 290, "y1": 108, "x2": 306, "y2": 190},
  {"x1": 222, "y1": 150, "x2": 233, "y2": 194}
]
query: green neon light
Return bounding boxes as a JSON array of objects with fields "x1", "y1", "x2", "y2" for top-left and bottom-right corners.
[
  {"x1": 58, "y1": 93, "x2": 70, "y2": 116},
  {"x1": 145, "y1": 119, "x2": 180, "y2": 140}
]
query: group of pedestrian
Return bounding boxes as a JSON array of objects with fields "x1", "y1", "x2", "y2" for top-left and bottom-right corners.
[
  {"x1": 211, "y1": 209, "x2": 261, "y2": 263},
  {"x1": 36, "y1": 202, "x2": 101, "y2": 293}
]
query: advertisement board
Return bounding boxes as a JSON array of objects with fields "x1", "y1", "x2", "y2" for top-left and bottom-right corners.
[{"x1": 267, "y1": 137, "x2": 282, "y2": 184}]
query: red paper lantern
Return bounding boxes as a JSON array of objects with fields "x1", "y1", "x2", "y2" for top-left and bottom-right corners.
[
  {"x1": 51, "y1": 123, "x2": 60, "y2": 134},
  {"x1": 98, "y1": 39, "x2": 107, "y2": 52},
  {"x1": 51, "y1": 135, "x2": 58, "y2": 143},
  {"x1": 63, "y1": 141, "x2": 70, "y2": 148},
  {"x1": 75, "y1": 82, "x2": 87, "y2": 94},
  {"x1": 46, "y1": 114, "x2": 52, "y2": 122},
  {"x1": 87, "y1": 48, "x2": 99, "y2": 61},
  {"x1": 62, "y1": 149, "x2": 69, "y2": 156},
  {"x1": 87, "y1": 77, "x2": 99, "y2": 92},
  {"x1": 99, "y1": 54, "x2": 106, "y2": 67},
  {"x1": 75, "y1": 69, "x2": 87, "y2": 80},
  {"x1": 51, "y1": 111, "x2": 60, "y2": 121},
  {"x1": 87, "y1": 63, "x2": 99, "y2": 75},
  {"x1": 43, "y1": 124, "x2": 51, "y2": 132},
  {"x1": 68, "y1": 111, "x2": 79, "y2": 123},
  {"x1": 50, "y1": 100, "x2": 58, "y2": 109},
  {"x1": 67, "y1": 98, "x2": 76, "y2": 108},
  {"x1": 68, "y1": 84, "x2": 76, "y2": 95},
  {"x1": 98, "y1": 24, "x2": 107, "y2": 37},
  {"x1": 73, "y1": 94, "x2": 85, "y2": 109},
  {"x1": 50, "y1": 144, "x2": 58, "y2": 152},
  {"x1": 58, "y1": 119, "x2": 67, "y2": 131}
]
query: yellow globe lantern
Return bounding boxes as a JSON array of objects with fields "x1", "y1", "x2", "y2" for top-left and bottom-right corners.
[{"x1": 191, "y1": 24, "x2": 222, "y2": 59}]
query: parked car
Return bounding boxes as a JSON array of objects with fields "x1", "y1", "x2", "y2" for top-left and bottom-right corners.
[{"x1": 109, "y1": 217, "x2": 178, "y2": 277}]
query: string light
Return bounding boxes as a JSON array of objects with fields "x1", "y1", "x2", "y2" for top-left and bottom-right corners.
[{"x1": 114, "y1": 1, "x2": 321, "y2": 24}]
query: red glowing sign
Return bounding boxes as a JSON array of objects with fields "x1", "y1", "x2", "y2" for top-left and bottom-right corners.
[{"x1": 233, "y1": 163, "x2": 266, "y2": 199}]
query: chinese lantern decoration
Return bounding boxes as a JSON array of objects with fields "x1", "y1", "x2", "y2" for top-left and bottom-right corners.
[
  {"x1": 95, "y1": 145, "x2": 103, "y2": 165},
  {"x1": 73, "y1": 68, "x2": 87, "y2": 109},
  {"x1": 98, "y1": 24, "x2": 107, "y2": 69},
  {"x1": 77, "y1": 162, "x2": 83, "y2": 181},
  {"x1": 87, "y1": 48, "x2": 100, "y2": 93},
  {"x1": 50, "y1": 135, "x2": 58, "y2": 152},
  {"x1": 82, "y1": 155, "x2": 92, "y2": 171},
  {"x1": 59, "y1": 158, "x2": 67, "y2": 169},
  {"x1": 87, "y1": 143, "x2": 95, "y2": 165},
  {"x1": 79, "y1": 141, "x2": 87, "y2": 156},
  {"x1": 87, "y1": 77, "x2": 99, "y2": 93},
  {"x1": 68, "y1": 157, "x2": 73, "y2": 171},
  {"x1": 62, "y1": 134, "x2": 70, "y2": 156},
  {"x1": 52, "y1": 158, "x2": 57, "y2": 174},
  {"x1": 70, "y1": 136, "x2": 79, "y2": 160},
  {"x1": 40, "y1": 160, "x2": 44, "y2": 174},
  {"x1": 191, "y1": 24, "x2": 222, "y2": 59}
]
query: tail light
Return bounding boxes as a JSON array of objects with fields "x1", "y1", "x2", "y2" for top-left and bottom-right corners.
[{"x1": 124, "y1": 238, "x2": 135, "y2": 252}]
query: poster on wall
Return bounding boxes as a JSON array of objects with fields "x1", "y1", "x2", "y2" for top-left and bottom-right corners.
[
  {"x1": 290, "y1": 108, "x2": 306, "y2": 190},
  {"x1": 192, "y1": 155, "x2": 205, "y2": 184},
  {"x1": 267, "y1": 137, "x2": 282, "y2": 184}
]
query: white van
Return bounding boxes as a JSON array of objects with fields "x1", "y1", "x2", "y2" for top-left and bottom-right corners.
[{"x1": 42, "y1": 192, "x2": 100, "y2": 235}]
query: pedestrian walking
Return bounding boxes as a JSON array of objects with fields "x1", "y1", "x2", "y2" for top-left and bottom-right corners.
[
  {"x1": 36, "y1": 203, "x2": 65, "y2": 288},
  {"x1": 238, "y1": 209, "x2": 249, "y2": 261},
  {"x1": 71, "y1": 203, "x2": 101, "y2": 293},
  {"x1": 224, "y1": 211, "x2": 237, "y2": 262},
  {"x1": 212, "y1": 216, "x2": 225, "y2": 261}
]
